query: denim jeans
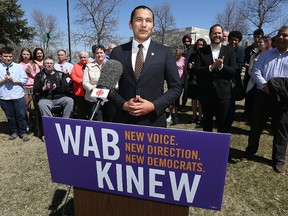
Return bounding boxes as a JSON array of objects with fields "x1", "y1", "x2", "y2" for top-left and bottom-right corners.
[{"x1": 1, "y1": 97, "x2": 27, "y2": 136}]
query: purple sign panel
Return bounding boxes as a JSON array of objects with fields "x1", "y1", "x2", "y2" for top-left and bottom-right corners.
[{"x1": 42, "y1": 117, "x2": 230, "y2": 210}]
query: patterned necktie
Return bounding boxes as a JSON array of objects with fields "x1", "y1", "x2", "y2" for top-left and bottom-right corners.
[
  {"x1": 135, "y1": 44, "x2": 144, "y2": 80},
  {"x1": 6, "y1": 64, "x2": 12, "y2": 76}
]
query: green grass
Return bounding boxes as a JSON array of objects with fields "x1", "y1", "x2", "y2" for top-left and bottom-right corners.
[{"x1": 0, "y1": 100, "x2": 287, "y2": 216}]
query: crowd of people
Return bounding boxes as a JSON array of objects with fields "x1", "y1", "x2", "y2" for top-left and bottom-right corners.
[{"x1": 0, "y1": 5, "x2": 287, "y2": 174}]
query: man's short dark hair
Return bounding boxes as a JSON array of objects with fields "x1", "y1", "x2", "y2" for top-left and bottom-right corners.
[
  {"x1": 253, "y1": 29, "x2": 264, "y2": 36},
  {"x1": 57, "y1": 49, "x2": 67, "y2": 54},
  {"x1": 0, "y1": 46, "x2": 14, "y2": 55},
  {"x1": 228, "y1": 31, "x2": 243, "y2": 42},
  {"x1": 43, "y1": 56, "x2": 54, "y2": 62},
  {"x1": 130, "y1": 5, "x2": 154, "y2": 24},
  {"x1": 209, "y1": 24, "x2": 223, "y2": 35}
]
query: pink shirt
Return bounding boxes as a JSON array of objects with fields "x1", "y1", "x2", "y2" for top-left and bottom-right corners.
[
  {"x1": 176, "y1": 56, "x2": 187, "y2": 84},
  {"x1": 19, "y1": 62, "x2": 40, "y2": 88}
]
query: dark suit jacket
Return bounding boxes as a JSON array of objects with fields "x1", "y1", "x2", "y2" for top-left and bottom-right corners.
[
  {"x1": 194, "y1": 45, "x2": 237, "y2": 100},
  {"x1": 109, "y1": 40, "x2": 182, "y2": 127}
]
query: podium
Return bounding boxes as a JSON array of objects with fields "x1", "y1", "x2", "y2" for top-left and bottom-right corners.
[
  {"x1": 43, "y1": 118, "x2": 230, "y2": 212},
  {"x1": 74, "y1": 188, "x2": 189, "y2": 216}
]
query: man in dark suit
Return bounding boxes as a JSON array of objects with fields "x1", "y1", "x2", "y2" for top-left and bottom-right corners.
[
  {"x1": 109, "y1": 5, "x2": 182, "y2": 127},
  {"x1": 194, "y1": 24, "x2": 236, "y2": 133}
]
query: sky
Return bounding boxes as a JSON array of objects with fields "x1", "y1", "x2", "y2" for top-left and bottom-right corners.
[
  {"x1": 18, "y1": 0, "x2": 229, "y2": 50},
  {"x1": 17, "y1": 0, "x2": 236, "y2": 51}
]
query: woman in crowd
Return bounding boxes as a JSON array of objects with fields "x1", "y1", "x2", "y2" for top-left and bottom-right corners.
[
  {"x1": 168, "y1": 45, "x2": 187, "y2": 125},
  {"x1": 246, "y1": 36, "x2": 272, "y2": 122},
  {"x1": 82, "y1": 45, "x2": 106, "y2": 120},
  {"x1": 33, "y1": 47, "x2": 45, "y2": 70},
  {"x1": 19, "y1": 48, "x2": 40, "y2": 133},
  {"x1": 226, "y1": 31, "x2": 245, "y2": 132},
  {"x1": 70, "y1": 51, "x2": 90, "y2": 119},
  {"x1": 187, "y1": 38, "x2": 207, "y2": 125}
]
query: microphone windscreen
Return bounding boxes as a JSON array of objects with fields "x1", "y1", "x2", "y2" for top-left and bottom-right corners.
[{"x1": 97, "y1": 59, "x2": 123, "y2": 89}]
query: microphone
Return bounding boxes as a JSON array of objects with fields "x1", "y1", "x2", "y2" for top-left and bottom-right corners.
[
  {"x1": 89, "y1": 59, "x2": 123, "y2": 120},
  {"x1": 97, "y1": 59, "x2": 123, "y2": 90}
]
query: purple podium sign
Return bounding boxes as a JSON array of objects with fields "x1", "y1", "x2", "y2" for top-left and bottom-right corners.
[{"x1": 42, "y1": 117, "x2": 230, "y2": 211}]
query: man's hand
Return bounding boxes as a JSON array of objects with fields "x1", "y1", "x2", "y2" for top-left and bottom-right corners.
[
  {"x1": 63, "y1": 69, "x2": 69, "y2": 75},
  {"x1": 187, "y1": 62, "x2": 194, "y2": 70},
  {"x1": 244, "y1": 63, "x2": 250, "y2": 69},
  {"x1": 123, "y1": 95, "x2": 155, "y2": 116},
  {"x1": 212, "y1": 56, "x2": 224, "y2": 70},
  {"x1": 5, "y1": 75, "x2": 13, "y2": 82},
  {"x1": 52, "y1": 83, "x2": 57, "y2": 90}
]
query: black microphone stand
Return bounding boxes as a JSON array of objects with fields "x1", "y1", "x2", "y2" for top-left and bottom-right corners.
[
  {"x1": 89, "y1": 100, "x2": 103, "y2": 121},
  {"x1": 89, "y1": 86, "x2": 110, "y2": 121}
]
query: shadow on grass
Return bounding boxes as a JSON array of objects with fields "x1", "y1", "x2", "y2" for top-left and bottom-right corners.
[
  {"x1": 178, "y1": 112, "x2": 193, "y2": 124},
  {"x1": 230, "y1": 126, "x2": 249, "y2": 135},
  {"x1": 49, "y1": 189, "x2": 74, "y2": 216},
  {"x1": 0, "y1": 121, "x2": 9, "y2": 135},
  {"x1": 229, "y1": 147, "x2": 273, "y2": 166}
]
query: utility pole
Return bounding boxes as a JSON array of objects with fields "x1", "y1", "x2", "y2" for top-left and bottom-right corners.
[{"x1": 66, "y1": 0, "x2": 72, "y2": 61}]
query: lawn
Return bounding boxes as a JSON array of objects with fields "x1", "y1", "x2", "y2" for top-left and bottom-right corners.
[{"x1": 0, "y1": 101, "x2": 287, "y2": 216}]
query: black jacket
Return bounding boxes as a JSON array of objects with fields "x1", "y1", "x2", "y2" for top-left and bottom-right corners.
[
  {"x1": 194, "y1": 45, "x2": 237, "y2": 100},
  {"x1": 268, "y1": 77, "x2": 288, "y2": 111},
  {"x1": 109, "y1": 40, "x2": 182, "y2": 127},
  {"x1": 33, "y1": 69, "x2": 69, "y2": 100}
]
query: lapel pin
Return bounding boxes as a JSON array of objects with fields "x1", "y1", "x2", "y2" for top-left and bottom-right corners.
[{"x1": 151, "y1": 52, "x2": 154, "y2": 56}]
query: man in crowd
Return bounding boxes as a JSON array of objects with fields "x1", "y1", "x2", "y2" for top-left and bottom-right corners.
[
  {"x1": 222, "y1": 29, "x2": 229, "y2": 45},
  {"x1": 194, "y1": 24, "x2": 236, "y2": 133},
  {"x1": 182, "y1": 34, "x2": 193, "y2": 58},
  {"x1": 54, "y1": 49, "x2": 74, "y2": 74},
  {"x1": 33, "y1": 56, "x2": 74, "y2": 118},
  {"x1": 244, "y1": 26, "x2": 288, "y2": 174},
  {"x1": 106, "y1": 43, "x2": 117, "y2": 60},
  {"x1": 109, "y1": 5, "x2": 182, "y2": 127},
  {"x1": 54, "y1": 49, "x2": 74, "y2": 95},
  {"x1": 0, "y1": 46, "x2": 29, "y2": 141}
]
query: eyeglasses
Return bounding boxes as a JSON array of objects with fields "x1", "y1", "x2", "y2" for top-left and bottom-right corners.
[{"x1": 6, "y1": 67, "x2": 10, "y2": 76}]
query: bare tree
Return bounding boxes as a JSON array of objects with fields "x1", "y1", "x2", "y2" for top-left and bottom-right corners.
[
  {"x1": 31, "y1": 10, "x2": 63, "y2": 53},
  {"x1": 215, "y1": 0, "x2": 249, "y2": 35},
  {"x1": 153, "y1": 2, "x2": 176, "y2": 44},
  {"x1": 73, "y1": 0, "x2": 123, "y2": 48},
  {"x1": 239, "y1": 0, "x2": 288, "y2": 34}
]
